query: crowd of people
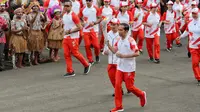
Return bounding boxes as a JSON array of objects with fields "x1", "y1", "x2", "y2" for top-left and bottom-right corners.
[{"x1": 0, "y1": 0, "x2": 200, "y2": 111}]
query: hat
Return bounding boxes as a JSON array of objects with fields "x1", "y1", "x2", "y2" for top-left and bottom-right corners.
[
  {"x1": 14, "y1": 8, "x2": 23, "y2": 14},
  {"x1": 191, "y1": 1, "x2": 197, "y2": 5},
  {"x1": 136, "y1": 0, "x2": 143, "y2": 4},
  {"x1": 120, "y1": 1, "x2": 128, "y2": 7},
  {"x1": 110, "y1": 18, "x2": 120, "y2": 24},
  {"x1": 150, "y1": 2, "x2": 158, "y2": 8},
  {"x1": 191, "y1": 7, "x2": 199, "y2": 14},
  {"x1": 166, "y1": 1, "x2": 173, "y2": 5},
  {"x1": 54, "y1": 9, "x2": 61, "y2": 13}
]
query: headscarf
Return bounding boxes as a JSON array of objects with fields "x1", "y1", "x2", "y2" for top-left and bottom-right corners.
[{"x1": 14, "y1": 7, "x2": 23, "y2": 14}]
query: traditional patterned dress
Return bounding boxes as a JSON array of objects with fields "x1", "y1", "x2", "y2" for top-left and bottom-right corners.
[
  {"x1": 27, "y1": 12, "x2": 45, "y2": 52},
  {"x1": 48, "y1": 18, "x2": 64, "y2": 49},
  {"x1": 10, "y1": 19, "x2": 28, "y2": 53}
]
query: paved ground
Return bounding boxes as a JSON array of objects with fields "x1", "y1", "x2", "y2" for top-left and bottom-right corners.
[{"x1": 0, "y1": 30, "x2": 200, "y2": 112}]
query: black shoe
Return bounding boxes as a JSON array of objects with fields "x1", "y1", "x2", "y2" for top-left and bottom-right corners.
[
  {"x1": 84, "y1": 63, "x2": 91, "y2": 74},
  {"x1": 187, "y1": 52, "x2": 191, "y2": 58},
  {"x1": 176, "y1": 43, "x2": 182, "y2": 47},
  {"x1": 154, "y1": 59, "x2": 160, "y2": 64},
  {"x1": 96, "y1": 56, "x2": 100, "y2": 63},
  {"x1": 197, "y1": 80, "x2": 200, "y2": 86},
  {"x1": 100, "y1": 49, "x2": 104, "y2": 52},
  {"x1": 64, "y1": 71, "x2": 75, "y2": 77},
  {"x1": 148, "y1": 58, "x2": 154, "y2": 62}
]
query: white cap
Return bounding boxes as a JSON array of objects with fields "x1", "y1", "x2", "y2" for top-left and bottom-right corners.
[
  {"x1": 191, "y1": 1, "x2": 197, "y2": 5},
  {"x1": 136, "y1": 0, "x2": 143, "y2": 3},
  {"x1": 110, "y1": 18, "x2": 120, "y2": 24},
  {"x1": 150, "y1": 2, "x2": 157, "y2": 8},
  {"x1": 166, "y1": 1, "x2": 173, "y2": 5},
  {"x1": 191, "y1": 7, "x2": 199, "y2": 14},
  {"x1": 120, "y1": 1, "x2": 128, "y2": 7}
]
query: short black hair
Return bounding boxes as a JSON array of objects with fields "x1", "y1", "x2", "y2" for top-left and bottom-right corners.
[
  {"x1": 64, "y1": 0, "x2": 72, "y2": 5},
  {"x1": 120, "y1": 23, "x2": 129, "y2": 31}
]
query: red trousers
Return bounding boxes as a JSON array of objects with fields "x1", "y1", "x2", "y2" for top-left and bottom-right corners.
[
  {"x1": 83, "y1": 32, "x2": 100, "y2": 62},
  {"x1": 190, "y1": 48, "x2": 200, "y2": 80},
  {"x1": 107, "y1": 64, "x2": 117, "y2": 88},
  {"x1": 115, "y1": 70, "x2": 143, "y2": 108},
  {"x1": 175, "y1": 22, "x2": 181, "y2": 44},
  {"x1": 165, "y1": 33, "x2": 176, "y2": 49},
  {"x1": 145, "y1": 35, "x2": 160, "y2": 59},
  {"x1": 63, "y1": 37, "x2": 89, "y2": 73},
  {"x1": 132, "y1": 29, "x2": 144, "y2": 50}
]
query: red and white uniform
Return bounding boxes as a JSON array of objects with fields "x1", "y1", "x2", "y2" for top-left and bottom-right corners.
[
  {"x1": 180, "y1": 17, "x2": 200, "y2": 81},
  {"x1": 143, "y1": 0, "x2": 160, "y2": 11},
  {"x1": 99, "y1": 5, "x2": 116, "y2": 49},
  {"x1": 80, "y1": 0, "x2": 98, "y2": 8},
  {"x1": 113, "y1": 35, "x2": 144, "y2": 109},
  {"x1": 116, "y1": 11, "x2": 133, "y2": 24},
  {"x1": 173, "y1": 1, "x2": 184, "y2": 24},
  {"x1": 62, "y1": 11, "x2": 89, "y2": 73},
  {"x1": 110, "y1": 0, "x2": 120, "y2": 9},
  {"x1": 79, "y1": 5, "x2": 100, "y2": 63},
  {"x1": 162, "y1": 10, "x2": 177, "y2": 49},
  {"x1": 144, "y1": 12, "x2": 161, "y2": 38},
  {"x1": 103, "y1": 30, "x2": 119, "y2": 88},
  {"x1": 71, "y1": 0, "x2": 81, "y2": 15},
  {"x1": 132, "y1": 7, "x2": 145, "y2": 50},
  {"x1": 79, "y1": 5, "x2": 100, "y2": 32},
  {"x1": 162, "y1": 10, "x2": 176, "y2": 34},
  {"x1": 143, "y1": 11, "x2": 161, "y2": 59}
]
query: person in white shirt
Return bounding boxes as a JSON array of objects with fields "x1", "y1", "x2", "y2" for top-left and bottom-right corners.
[
  {"x1": 71, "y1": 0, "x2": 81, "y2": 15},
  {"x1": 99, "y1": 0, "x2": 116, "y2": 51},
  {"x1": 173, "y1": 0, "x2": 183, "y2": 47},
  {"x1": 110, "y1": 0, "x2": 120, "y2": 10},
  {"x1": 79, "y1": 0, "x2": 102, "y2": 64},
  {"x1": 132, "y1": 0, "x2": 145, "y2": 53},
  {"x1": 62, "y1": 0, "x2": 91, "y2": 77},
  {"x1": 107, "y1": 23, "x2": 147, "y2": 112},
  {"x1": 162, "y1": 1, "x2": 177, "y2": 52},
  {"x1": 143, "y1": 2, "x2": 162, "y2": 63},
  {"x1": 103, "y1": 18, "x2": 121, "y2": 96},
  {"x1": 177, "y1": 8, "x2": 200, "y2": 86}
]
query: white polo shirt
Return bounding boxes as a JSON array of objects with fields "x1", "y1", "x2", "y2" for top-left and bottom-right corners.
[
  {"x1": 72, "y1": 0, "x2": 81, "y2": 15},
  {"x1": 100, "y1": 6, "x2": 115, "y2": 22},
  {"x1": 79, "y1": 5, "x2": 100, "y2": 32},
  {"x1": 63, "y1": 11, "x2": 80, "y2": 39},
  {"x1": 162, "y1": 10, "x2": 176, "y2": 34},
  {"x1": 110, "y1": 0, "x2": 120, "y2": 8},
  {"x1": 103, "y1": 30, "x2": 120, "y2": 64},
  {"x1": 115, "y1": 35, "x2": 138, "y2": 72},
  {"x1": 80, "y1": 0, "x2": 98, "y2": 7},
  {"x1": 132, "y1": 8, "x2": 144, "y2": 31},
  {"x1": 143, "y1": 12, "x2": 161, "y2": 38},
  {"x1": 173, "y1": 2, "x2": 184, "y2": 22},
  {"x1": 116, "y1": 11, "x2": 133, "y2": 24},
  {"x1": 180, "y1": 18, "x2": 200, "y2": 49}
]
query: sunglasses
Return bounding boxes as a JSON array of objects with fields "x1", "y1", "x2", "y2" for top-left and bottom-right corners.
[{"x1": 86, "y1": 0, "x2": 92, "y2": 2}]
